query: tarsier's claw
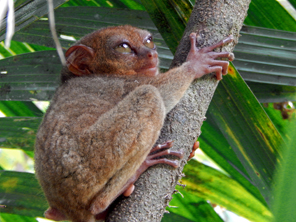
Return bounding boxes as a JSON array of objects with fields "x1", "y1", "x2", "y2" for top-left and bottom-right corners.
[
  {"x1": 223, "y1": 35, "x2": 234, "y2": 44},
  {"x1": 188, "y1": 141, "x2": 199, "y2": 161},
  {"x1": 190, "y1": 32, "x2": 197, "y2": 38},
  {"x1": 171, "y1": 160, "x2": 180, "y2": 168},
  {"x1": 164, "y1": 140, "x2": 174, "y2": 148},
  {"x1": 150, "y1": 140, "x2": 174, "y2": 153},
  {"x1": 228, "y1": 53, "x2": 235, "y2": 61}
]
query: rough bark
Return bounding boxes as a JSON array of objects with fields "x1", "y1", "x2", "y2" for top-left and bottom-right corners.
[{"x1": 107, "y1": 0, "x2": 251, "y2": 221}]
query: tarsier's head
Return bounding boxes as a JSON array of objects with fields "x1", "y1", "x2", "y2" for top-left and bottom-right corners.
[{"x1": 63, "y1": 25, "x2": 159, "y2": 82}]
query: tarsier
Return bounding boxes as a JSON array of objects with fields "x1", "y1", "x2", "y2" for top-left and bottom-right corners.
[{"x1": 35, "y1": 25, "x2": 234, "y2": 222}]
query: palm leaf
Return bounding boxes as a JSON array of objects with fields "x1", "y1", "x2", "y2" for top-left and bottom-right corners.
[
  {"x1": 182, "y1": 160, "x2": 272, "y2": 222},
  {"x1": 0, "y1": 0, "x2": 295, "y2": 221},
  {"x1": 0, "y1": 171, "x2": 46, "y2": 217}
]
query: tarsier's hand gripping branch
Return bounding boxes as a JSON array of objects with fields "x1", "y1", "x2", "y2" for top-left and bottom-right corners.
[
  {"x1": 34, "y1": 25, "x2": 234, "y2": 222},
  {"x1": 186, "y1": 33, "x2": 234, "y2": 80}
]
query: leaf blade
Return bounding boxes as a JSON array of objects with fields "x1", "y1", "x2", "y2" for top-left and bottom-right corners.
[
  {"x1": 183, "y1": 160, "x2": 273, "y2": 222},
  {"x1": 208, "y1": 63, "x2": 284, "y2": 204},
  {"x1": 0, "y1": 171, "x2": 47, "y2": 218}
]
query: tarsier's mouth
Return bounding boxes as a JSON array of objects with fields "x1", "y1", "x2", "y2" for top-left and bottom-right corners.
[{"x1": 137, "y1": 66, "x2": 159, "y2": 76}]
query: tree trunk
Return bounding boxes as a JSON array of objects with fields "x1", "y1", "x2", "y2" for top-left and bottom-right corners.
[{"x1": 107, "y1": 0, "x2": 251, "y2": 221}]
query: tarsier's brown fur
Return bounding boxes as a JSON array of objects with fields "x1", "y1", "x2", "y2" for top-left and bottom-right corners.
[{"x1": 35, "y1": 25, "x2": 234, "y2": 222}]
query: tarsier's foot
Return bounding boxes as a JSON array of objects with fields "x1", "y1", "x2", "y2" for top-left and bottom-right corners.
[
  {"x1": 145, "y1": 140, "x2": 184, "y2": 168},
  {"x1": 120, "y1": 141, "x2": 183, "y2": 198},
  {"x1": 188, "y1": 141, "x2": 199, "y2": 161}
]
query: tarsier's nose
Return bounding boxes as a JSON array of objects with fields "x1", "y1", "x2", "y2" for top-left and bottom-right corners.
[{"x1": 147, "y1": 51, "x2": 158, "y2": 59}]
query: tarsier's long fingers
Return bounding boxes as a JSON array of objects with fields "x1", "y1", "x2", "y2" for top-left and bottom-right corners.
[
  {"x1": 209, "y1": 51, "x2": 235, "y2": 61},
  {"x1": 145, "y1": 157, "x2": 180, "y2": 168},
  {"x1": 191, "y1": 33, "x2": 234, "y2": 61},
  {"x1": 204, "y1": 35, "x2": 234, "y2": 52},
  {"x1": 121, "y1": 141, "x2": 182, "y2": 198},
  {"x1": 209, "y1": 60, "x2": 230, "y2": 76},
  {"x1": 150, "y1": 140, "x2": 173, "y2": 153},
  {"x1": 144, "y1": 141, "x2": 184, "y2": 168},
  {"x1": 189, "y1": 32, "x2": 197, "y2": 50},
  {"x1": 207, "y1": 66, "x2": 223, "y2": 80},
  {"x1": 148, "y1": 148, "x2": 184, "y2": 160}
]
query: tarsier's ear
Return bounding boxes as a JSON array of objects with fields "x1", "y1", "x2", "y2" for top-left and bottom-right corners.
[{"x1": 65, "y1": 44, "x2": 95, "y2": 76}]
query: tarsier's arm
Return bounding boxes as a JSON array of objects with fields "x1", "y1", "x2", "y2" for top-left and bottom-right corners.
[{"x1": 150, "y1": 33, "x2": 234, "y2": 113}]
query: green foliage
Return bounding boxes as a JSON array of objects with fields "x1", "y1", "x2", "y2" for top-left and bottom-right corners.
[
  {"x1": 0, "y1": 0, "x2": 295, "y2": 221},
  {"x1": 164, "y1": 189, "x2": 223, "y2": 222},
  {"x1": 272, "y1": 125, "x2": 296, "y2": 222},
  {"x1": 208, "y1": 64, "x2": 284, "y2": 204},
  {"x1": 245, "y1": 0, "x2": 296, "y2": 31},
  {"x1": 199, "y1": 120, "x2": 266, "y2": 206},
  {"x1": 263, "y1": 103, "x2": 296, "y2": 143},
  {"x1": 0, "y1": 213, "x2": 38, "y2": 222},
  {"x1": 0, "y1": 102, "x2": 43, "y2": 117},
  {"x1": 182, "y1": 160, "x2": 272, "y2": 222},
  {"x1": 0, "y1": 117, "x2": 40, "y2": 151},
  {"x1": 0, "y1": 171, "x2": 46, "y2": 217}
]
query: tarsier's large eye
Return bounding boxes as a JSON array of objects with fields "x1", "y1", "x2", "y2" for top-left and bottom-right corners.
[
  {"x1": 144, "y1": 36, "x2": 155, "y2": 49},
  {"x1": 115, "y1": 43, "x2": 132, "y2": 53}
]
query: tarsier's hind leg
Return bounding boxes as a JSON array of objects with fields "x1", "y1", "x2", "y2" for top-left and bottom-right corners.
[
  {"x1": 122, "y1": 140, "x2": 184, "y2": 196},
  {"x1": 89, "y1": 85, "x2": 167, "y2": 215},
  {"x1": 120, "y1": 140, "x2": 184, "y2": 198},
  {"x1": 46, "y1": 85, "x2": 167, "y2": 222},
  {"x1": 94, "y1": 141, "x2": 184, "y2": 220}
]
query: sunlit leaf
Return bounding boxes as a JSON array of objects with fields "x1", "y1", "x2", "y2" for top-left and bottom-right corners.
[
  {"x1": 199, "y1": 120, "x2": 266, "y2": 206},
  {"x1": 183, "y1": 160, "x2": 273, "y2": 222},
  {"x1": 263, "y1": 103, "x2": 296, "y2": 143},
  {"x1": 163, "y1": 189, "x2": 223, "y2": 222},
  {"x1": 0, "y1": 117, "x2": 41, "y2": 150},
  {"x1": 245, "y1": 0, "x2": 296, "y2": 31},
  {"x1": 0, "y1": 101, "x2": 43, "y2": 117},
  {"x1": 272, "y1": 124, "x2": 296, "y2": 221},
  {"x1": 208, "y1": 63, "x2": 284, "y2": 204},
  {"x1": 0, "y1": 213, "x2": 38, "y2": 222},
  {"x1": 0, "y1": 171, "x2": 47, "y2": 217}
]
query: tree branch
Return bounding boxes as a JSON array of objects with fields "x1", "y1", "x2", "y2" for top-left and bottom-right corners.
[{"x1": 107, "y1": 0, "x2": 251, "y2": 221}]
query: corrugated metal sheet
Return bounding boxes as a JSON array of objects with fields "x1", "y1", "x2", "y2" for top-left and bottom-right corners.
[{"x1": 0, "y1": 6, "x2": 295, "y2": 102}]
